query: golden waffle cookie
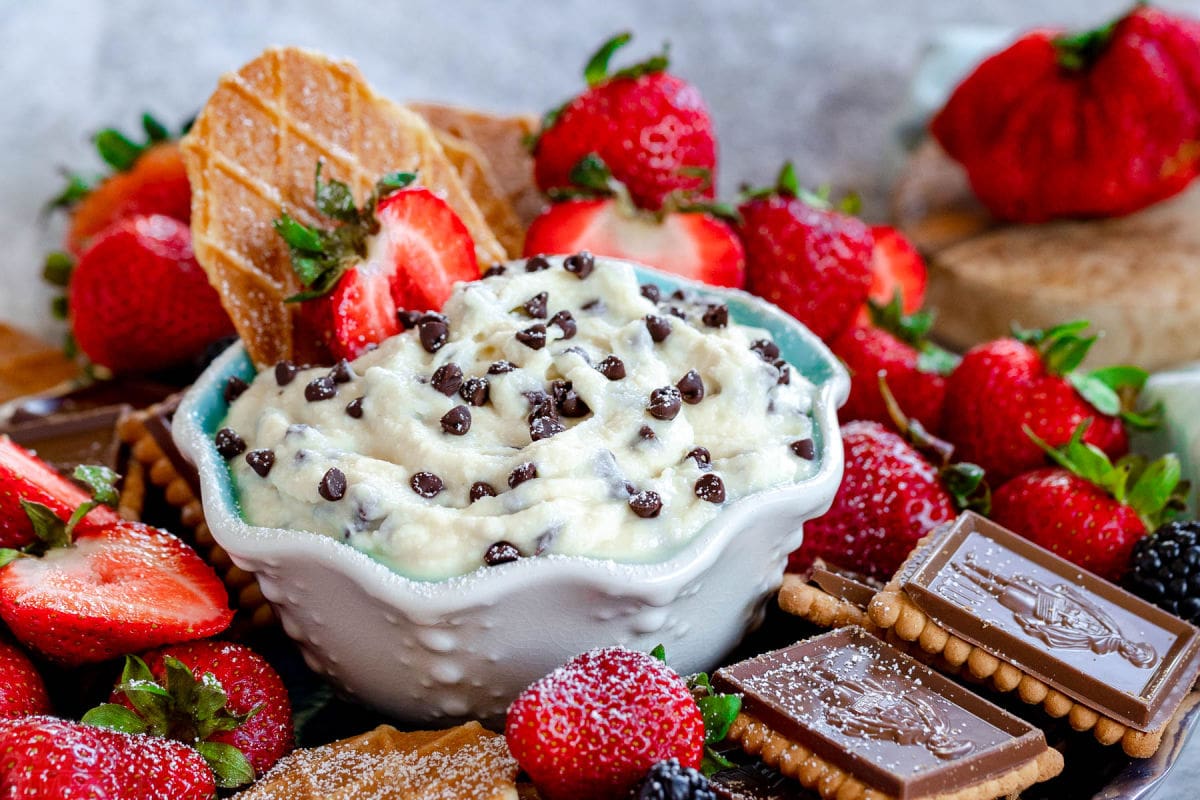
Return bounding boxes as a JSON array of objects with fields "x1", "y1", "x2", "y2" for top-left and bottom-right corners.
[
  {"x1": 117, "y1": 399, "x2": 276, "y2": 630},
  {"x1": 434, "y1": 129, "x2": 525, "y2": 257},
  {"x1": 410, "y1": 102, "x2": 543, "y2": 228},
  {"x1": 235, "y1": 722, "x2": 519, "y2": 800},
  {"x1": 0, "y1": 323, "x2": 79, "y2": 404},
  {"x1": 182, "y1": 47, "x2": 507, "y2": 368}
]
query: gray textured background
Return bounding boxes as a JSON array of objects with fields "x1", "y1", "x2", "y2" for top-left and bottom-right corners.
[{"x1": 4, "y1": 2, "x2": 1200, "y2": 795}]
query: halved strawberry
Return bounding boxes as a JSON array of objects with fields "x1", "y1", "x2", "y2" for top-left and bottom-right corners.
[
  {"x1": 276, "y1": 170, "x2": 478, "y2": 360},
  {"x1": 855, "y1": 225, "x2": 926, "y2": 325},
  {"x1": 0, "y1": 437, "x2": 119, "y2": 549},
  {"x1": 0, "y1": 466, "x2": 231, "y2": 665},
  {"x1": 523, "y1": 198, "x2": 744, "y2": 288}
]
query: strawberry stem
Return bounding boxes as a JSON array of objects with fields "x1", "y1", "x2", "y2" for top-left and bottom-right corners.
[{"x1": 1053, "y1": 8, "x2": 1129, "y2": 70}]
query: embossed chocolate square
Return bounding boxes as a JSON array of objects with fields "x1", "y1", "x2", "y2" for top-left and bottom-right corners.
[
  {"x1": 896, "y1": 512, "x2": 1200, "y2": 733},
  {"x1": 714, "y1": 628, "x2": 1062, "y2": 800}
]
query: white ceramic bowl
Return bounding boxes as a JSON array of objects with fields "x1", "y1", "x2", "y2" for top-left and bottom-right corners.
[{"x1": 174, "y1": 264, "x2": 849, "y2": 725}]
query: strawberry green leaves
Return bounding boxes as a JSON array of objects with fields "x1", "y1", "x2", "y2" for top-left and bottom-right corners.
[
  {"x1": 0, "y1": 465, "x2": 120, "y2": 566},
  {"x1": 868, "y1": 292, "x2": 959, "y2": 376},
  {"x1": 84, "y1": 654, "x2": 259, "y2": 789},
  {"x1": 1013, "y1": 320, "x2": 1160, "y2": 430},
  {"x1": 584, "y1": 31, "x2": 669, "y2": 87},
  {"x1": 1026, "y1": 420, "x2": 1189, "y2": 529},
  {"x1": 276, "y1": 163, "x2": 417, "y2": 302},
  {"x1": 687, "y1": 670, "x2": 741, "y2": 777}
]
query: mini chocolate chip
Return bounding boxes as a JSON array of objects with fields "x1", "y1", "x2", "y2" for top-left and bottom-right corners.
[
  {"x1": 525, "y1": 255, "x2": 551, "y2": 272},
  {"x1": 397, "y1": 309, "x2": 423, "y2": 330},
  {"x1": 645, "y1": 314, "x2": 672, "y2": 343},
  {"x1": 508, "y1": 462, "x2": 537, "y2": 488},
  {"x1": 670, "y1": 289, "x2": 687, "y2": 301},
  {"x1": 640, "y1": 283, "x2": 661, "y2": 303},
  {"x1": 224, "y1": 376, "x2": 249, "y2": 404},
  {"x1": 702, "y1": 303, "x2": 729, "y2": 328},
  {"x1": 774, "y1": 359, "x2": 791, "y2": 385},
  {"x1": 482, "y1": 263, "x2": 507, "y2": 278},
  {"x1": 470, "y1": 481, "x2": 497, "y2": 502},
  {"x1": 488, "y1": 360, "x2": 516, "y2": 375},
  {"x1": 346, "y1": 397, "x2": 365, "y2": 418},
  {"x1": 459, "y1": 377, "x2": 490, "y2": 406},
  {"x1": 550, "y1": 310, "x2": 577, "y2": 339},
  {"x1": 530, "y1": 415, "x2": 565, "y2": 441},
  {"x1": 563, "y1": 250, "x2": 595, "y2": 279},
  {"x1": 431, "y1": 363, "x2": 464, "y2": 396},
  {"x1": 581, "y1": 298, "x2": 606, "y2": 314},
  {"x1": 597, "y1": 355, "x2": 626, "y2": 380},
  {"x1": 687, "y1": 446, "x2": 712, "y2": 468},
  {"x1": 525, "y1": 390, "x2": 552, "y2": 413},
  {"x1": 628, "y1": 490, "x2": 663, "y2": 518},
  {"x1": 522, "y1": 292, "x2": 548, "y2": 319},
  {"x1": 305, "y1": 376, "x2": 337, "y2": 401},
  {"x1": 418, "y1": 312, "x2": 448, "y2": 324},
  {"x1": 751, "y1": 339, "x2": 780, "y2": 361},
  {"x1": 441, "y1": 405, "x2": 472, "y2": 436},
  {"x1": 246, "y1": 449, "x2": 275, "y2": 477},
  {"x1": 320, "y1": 468, "x2": 347, "y2": 501},
  {"x1": 418, "y1": 319, "x2": 449, "y2": 353},
  {"x1": 329, "y1": 359, "x2": 355, "y2": 383},
  {"x1": 274, "y1": 361, "x2": 298, "y2": 386},
  {"x1": 559, "y1": 388, "x2": 589, "y2": 418},
  {"x1": 410, "y1": 471, "x2": 444, "y2": 498},
  {"x1": 648, "y1": 386, "x2": 683, "y2": 421},
  {"x1": 676, "y1": 370, "x2": 705, "y2": 404},
  {"x1": 516, "y1": 323, "x2": 547, "y2": 350},
  {"x1": 638, "y1": 425, "x2": 656, "y2": 440},
  {"x1": 694, "y1": 473, "x2": 726, "y2": 503},
  {"x1": 791, "y1": 438, "x2": 816, "y2": 460},
  {"x1": 484, "y1": 541, "x2": 521, "y2": 566},
  {"x1": 214, "y1": 428, "x2": 246, "y2": 458},
  {"x1": 666, "y1": 305, "x2": 687, "y2": 320}
]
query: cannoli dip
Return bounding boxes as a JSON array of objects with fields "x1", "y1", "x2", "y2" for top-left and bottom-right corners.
[{"x1": 220, "y1": 255, "x2": 819, "y2": 580}]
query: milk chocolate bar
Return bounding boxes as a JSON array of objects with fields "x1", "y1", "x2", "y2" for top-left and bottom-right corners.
[
  {"x1": 2, "y1": 405, "x2": 131, "y2": 474},
  {"x1": 777, "y1": 562, "x2": 877, "y2": 629},
  {"x1": 869, "y1": 512, "x2": 1200, "y2": 757},
  {"x1": 714, "y1": 627, "x2": 1062, "y2": 800}
]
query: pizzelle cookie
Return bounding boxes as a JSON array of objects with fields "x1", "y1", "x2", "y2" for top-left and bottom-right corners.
[
  {"x1": 714, "y1": 627, "x2": 1063, "y2": 800},
  {"x1": 181, "y1": 46, "x2": 507, "y2": 368},
  {"x1": 432, "y1": 128, "x2": 526, "y2": 257},
  {"x1": 234, "y1": 722, "x2": 519, "y2": 800},
  {"x1": 867, "y1": 512, "x2": 1200, "y2": 758}
]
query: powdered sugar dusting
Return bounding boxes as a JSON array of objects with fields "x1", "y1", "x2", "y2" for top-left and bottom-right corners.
[{"x1": 234, "y1": 723, "x2": 518, "y2": 799}]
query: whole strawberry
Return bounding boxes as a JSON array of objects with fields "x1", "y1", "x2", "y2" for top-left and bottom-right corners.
[
  {"x1": 68, "y1": 214, "x2": 234, "y2": 373},
  {"x1": 738, "y1": 164, "x2": 873, "y2": 343},
  {"x1": 0, "y1": 715, "x2": 215, "y2": 800},
  {"x1": 87, "y1": 641, "x2": 292, "y2": 786},
  {"x1": 506, "y1": 647, "x2": 705, "y2": 800},
  {"x1": 0, "y1": 464, "x2": 232, "y2": 664},
  {"x1": 940, "y1": 322, "x2": 1146, "y2": 485},
  {"x1": 833, "y1": 296, "x2": 957, "y2": 434},
  {"x1": 991, "y1": 423, "x2": 1187, "y2": 581},
  {"x1": 933, "y1": 6, "x2": 1200, "y2": 221},
  {"x1": 0, "y1": 638, "x2": 50, "y2": 719},
  {"x1": 792, "y1": 419, "x2": 985, "y2": 580},
  {"x1": 534, "y1": 32, "x2": 716, "y2": 210}
]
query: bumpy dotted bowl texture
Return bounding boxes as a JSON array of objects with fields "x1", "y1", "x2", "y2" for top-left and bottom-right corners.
[{"x1": 175, "y1": 262, "x2": 849, "y2": 724}]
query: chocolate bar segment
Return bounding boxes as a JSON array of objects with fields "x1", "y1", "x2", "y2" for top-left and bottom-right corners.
[
  {"x1": 903, "y1": 512, "x2": 1200, "y2": 731},
  {"x1": 2, "y1": 405, "x2": 131, "y2": 474},
  {"x1": 714, "y1": 627, "x2": 1051, "y2": 799}
]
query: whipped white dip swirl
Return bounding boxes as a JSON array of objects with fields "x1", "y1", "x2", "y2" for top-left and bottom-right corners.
[{"x1": 221, "y1": 255, "x2": 818, "y2": 580}]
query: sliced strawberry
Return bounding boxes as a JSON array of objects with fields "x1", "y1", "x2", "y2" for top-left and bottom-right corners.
[
  {"x1": 523, "y1": 198, "x2": 744, "y2": 288},
  {"x1": 0, "y1": 521, "x2": 232, "y2": 665},
  {"x1": 855, "y1": 225, "x2": 926, "y2": 325},
  {"x1": 0, "y1": 437, "x2": 119, "y2": 549},
  {"x1": 277, "y1": 174, "x2": 479, "y2": 361}
]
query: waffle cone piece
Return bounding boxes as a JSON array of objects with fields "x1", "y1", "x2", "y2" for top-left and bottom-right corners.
[
  {"x1": 182, "y1": 47, "x2": 507, "y2": 368},
  {"x1": 235, "y1": 722, "x2": 518, "y2": 799}
]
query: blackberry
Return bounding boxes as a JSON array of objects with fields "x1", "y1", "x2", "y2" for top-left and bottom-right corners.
[
  {"x1": 631, "y1": 759, "x2": 722, "y2": 800},
  {"x1": 1125, "y1": 520, "x2": 1200, "y2": 624}
]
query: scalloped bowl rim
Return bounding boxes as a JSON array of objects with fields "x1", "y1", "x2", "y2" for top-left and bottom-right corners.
[{"x1": 174, "y1": 263, "x2": 850, "y2": 615}]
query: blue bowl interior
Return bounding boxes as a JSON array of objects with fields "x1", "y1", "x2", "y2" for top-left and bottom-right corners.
[{"x1": 191, "y1": 267, "x2": 842, "y2": 524}]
